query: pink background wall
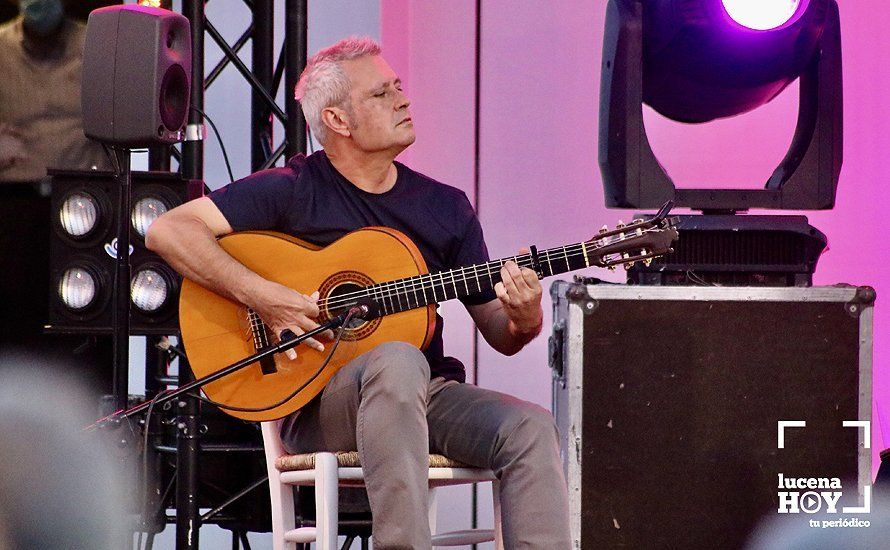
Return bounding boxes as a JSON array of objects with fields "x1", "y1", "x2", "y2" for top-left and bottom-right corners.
[{"x1": 382, "y1": 0, "x2": 888, "y2": 478}]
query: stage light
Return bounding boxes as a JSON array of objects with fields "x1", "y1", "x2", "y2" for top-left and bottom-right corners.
[
  {"x1": 130, "y1": 266, "x2": 174, "y2": 313},
  {"x1": 599, "y1": 0, "x2": 842, "y2": 286},
  {"x1": 641, "y1": 0, "x2": 829, "y2": 124},
  {"x1": 59, "y1": 191, "x2": 100, "y2": 239},
  {"x1": 722, "y1": 0, "x2": 807, "y2": 31},
  {"x1": 131, "y1": 197, "x2": 169, "y2": 238},
  {"x1": 137, "y1": 0, "x2": 164, "y2": 7},
  {"x1": 48, "y1": 170, "x2": 203, "y2": 334},
  {"x1": 58, "y1": 266, "x2": 99, "y2": 311},
  {"x1": 599, "y1": 0, "x2": 841, "y2": 211}
]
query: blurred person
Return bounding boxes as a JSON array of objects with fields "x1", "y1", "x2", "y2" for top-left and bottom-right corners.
[
  {"x1": 0, "y1": 360, "x2": 129, "y2": 549},
  {"x1": 0, "y1": 0, "x2": 110, "y2": 182},
  {"x1": 0, "y1": 0, "x2": 111, "y2": 399}
]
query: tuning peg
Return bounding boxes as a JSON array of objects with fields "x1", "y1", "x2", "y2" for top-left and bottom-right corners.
[
  {"x1": 624, "y1": 261, "x2": 635, "y2": 269},
  {"x1": 616, "y1": 220, "x2": 625, "y2": 229},
  {"x1": 607, "y1": 265, "x2": 616, "y2": 271},
  {"x1": 643, "y1": 258, "x2": 652, "y2": 266},
  {"x1": 633, "y1": 218, "x2": 644, "y2": 224},
  {"x1": 599, "y1": 225, "x2": 609, "y2": 234}
]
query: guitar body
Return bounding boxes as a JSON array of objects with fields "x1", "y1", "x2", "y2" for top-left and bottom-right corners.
[{"x1": 179, "y1": 227, "x2": 436, "y2": 421}]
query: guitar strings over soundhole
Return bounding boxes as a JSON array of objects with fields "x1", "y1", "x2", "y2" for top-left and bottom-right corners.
[{"x1": 318, "y1": 271, "x2": 381, "y2": 341}]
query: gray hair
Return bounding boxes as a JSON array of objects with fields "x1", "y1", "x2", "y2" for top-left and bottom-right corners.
[{"x1": 295, "y1": 37, "x2": 381, "y2": 144}]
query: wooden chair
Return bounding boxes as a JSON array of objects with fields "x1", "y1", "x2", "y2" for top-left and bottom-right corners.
[{"x1": 261, "y1": 420, "x2": 504, "y2": 549}]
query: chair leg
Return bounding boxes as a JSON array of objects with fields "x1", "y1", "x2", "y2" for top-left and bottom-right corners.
[
  {"x1": 427, "y1": 487, "x2": 438, "y2": 537},
  {"x1": 269, "y1": 472, "x2": 296, "y2": 550},
  {"x1": 492, "y1": 480, "x2": 504, "y2": 550},
  {"x1": 315, "y1": 453, "x2": 339, "y2": 550}
]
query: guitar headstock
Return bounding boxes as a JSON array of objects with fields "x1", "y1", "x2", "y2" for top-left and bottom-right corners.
[{"x1": 587, "y1": 201, "x2": 680, "y2": 269}]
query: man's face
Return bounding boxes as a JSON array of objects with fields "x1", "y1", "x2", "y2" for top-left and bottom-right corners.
[{"x1": 339, "y1": 55, "x2": 415, "y2": 154}]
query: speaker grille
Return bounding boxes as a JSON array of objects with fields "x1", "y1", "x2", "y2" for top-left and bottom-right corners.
[{"x1": 159, "y1": 63, "x2": 189, "y2": 132}]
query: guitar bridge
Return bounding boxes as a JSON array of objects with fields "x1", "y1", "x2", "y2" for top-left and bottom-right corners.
[{"x1": 247, "y1": 308, "x2": 277, "y2": 374}]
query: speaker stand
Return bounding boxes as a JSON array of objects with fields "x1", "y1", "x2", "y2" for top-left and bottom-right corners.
[{"x1": 111, "y1": 148, "x2": 132, "y2": 412}]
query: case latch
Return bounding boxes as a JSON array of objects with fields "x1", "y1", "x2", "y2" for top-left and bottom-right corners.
[{"x1": 549, "y1": 319, "x2": 566, "y2": 387}]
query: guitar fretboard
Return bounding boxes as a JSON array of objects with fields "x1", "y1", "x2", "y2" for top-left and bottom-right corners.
[{"x1": 320, "y1": 240, "x2": 596, "y2": 317}]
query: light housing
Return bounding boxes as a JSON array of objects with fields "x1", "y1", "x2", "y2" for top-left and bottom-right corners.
[
  {"x1": 59, "y1": 192, "x2": 100, "y2": 238},
  {"x1": 599, "y1": 0, "x2": 842, "y2": 212},
  {"x1": 56, "y1": 189, "x2": 111, "y2": 244},
  {"x1": 131, "y1": 185, "x2": 178, "y2": 238},
  {"x1": 54, "y1": 260, "x2": 110, "y2": 321},
  {"x1": 58, "y1": 266, "x2": 99, "y2": 311},
  {"x1": 130, "y1": 264, "x2": 178, "y2": 314},
  {"x1": 47, "y1": 169, "x2": 203, "y2": 335},
  {"x1": 641, "y1": 0, "x2": 828, "y2": 123}
]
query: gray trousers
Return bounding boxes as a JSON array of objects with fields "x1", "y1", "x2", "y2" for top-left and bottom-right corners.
[{"x1": 280, "y1": 341, "x2": 571, "y2": 549}]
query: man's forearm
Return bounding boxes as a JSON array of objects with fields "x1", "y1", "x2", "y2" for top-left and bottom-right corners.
[
  {"x1": 146, "y1": 214, "x2": 264, "y2": 307},
  {"x1": 473, "y1": 301, "x2": 543, "y2": 356}
]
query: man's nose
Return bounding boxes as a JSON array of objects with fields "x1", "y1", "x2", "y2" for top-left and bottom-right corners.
[{"x1": 396, "y1": 90, "x2": 410, "y2": 110}]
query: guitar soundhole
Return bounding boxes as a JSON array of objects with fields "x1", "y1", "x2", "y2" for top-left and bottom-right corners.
[{"x1": 319, "y1": 271, "x2": 380, "y2": 342}]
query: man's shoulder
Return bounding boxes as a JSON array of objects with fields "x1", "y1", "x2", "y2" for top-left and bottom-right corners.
[{"x1": 397, "y1": 162, "x2": 469, "y2": 203}]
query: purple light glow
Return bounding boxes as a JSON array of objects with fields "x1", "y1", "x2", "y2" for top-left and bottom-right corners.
[{"x1": 722, "y1": 0, "x2": 806, "y2": 31}]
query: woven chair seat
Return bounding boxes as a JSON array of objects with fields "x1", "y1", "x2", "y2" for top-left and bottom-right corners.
[{"x1": 275, "y1": 451, "x2": 470, "y2": 472}]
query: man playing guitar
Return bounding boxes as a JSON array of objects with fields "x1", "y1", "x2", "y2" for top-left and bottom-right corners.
[{"x1": 147, "y1": 37, "x2": 571, "y2": 549}]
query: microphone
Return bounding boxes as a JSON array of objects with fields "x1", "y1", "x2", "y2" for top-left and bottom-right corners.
[{"x1": 346, "y1": 298, "x2": 380, "y2": 321}]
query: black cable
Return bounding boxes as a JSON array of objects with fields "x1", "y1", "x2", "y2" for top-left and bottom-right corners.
[
  {"x1": 101, "y1": 144, "x2": 121, "y2": 176},
  {"x1": 190, "y1": 105, "x2": 236, "y2": 183},
  {"x1": 188, "y1": 311, "x2": 355, "y2": 413}
]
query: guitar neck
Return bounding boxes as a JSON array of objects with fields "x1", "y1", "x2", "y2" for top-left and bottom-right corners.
[{"x1": 354, "y1": 241, "x2": 593, "y2": 317}]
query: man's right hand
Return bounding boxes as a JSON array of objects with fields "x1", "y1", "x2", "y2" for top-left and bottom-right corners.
[
  {"x1": 145, "y1": 197, "x2": 336, "y2": 359},
  {"x1": 248, "y1": 281, "x2": 334, "y2": 359}
]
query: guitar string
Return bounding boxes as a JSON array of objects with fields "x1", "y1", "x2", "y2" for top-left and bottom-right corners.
[
  {"x1": 245, "y1": 226, "x2": 664, "y2": 334},
  {"x1": 304, "y1": 226, "x2": 658, "y2": 311},
  {"x1": 318, "y1": 227, "x2": 663, "y2": 306},
  {"x1": 316, "y1": 238, "x2": 649, "y2": 310},
  {"x1": 316, "y1": 236, "x2": 651, "y2": 311},
  {"x1": 317, "y1": 250, "x2": 552, "y2": 309},
  {"x1": 313, "y1": 224, "x2": 663, "y2": 309},
  {"x1": 247, "y1": 247, "x2": 557, "y2": 354}
]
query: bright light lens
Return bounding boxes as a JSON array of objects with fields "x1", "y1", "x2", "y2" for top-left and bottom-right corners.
[
  {"x1": 722, "y1": 0, "x2": 802, "y2": 31},
  {"x1": 131, "y1": 197, "x2": 169, "y2": 237},
  {"x1": 59, "y1": 267, "x2": 97, "y2": 310},
  {"x1": 59, "y1": 193, "x2": 98, "y2": 237},
  {"x1": 131, "y1": 269, "x2": 168, "y2": 312}
]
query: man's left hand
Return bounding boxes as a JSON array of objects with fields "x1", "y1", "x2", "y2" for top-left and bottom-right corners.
[{"x1": 494, "y1": 247, "x2": 544, "y2": 338}]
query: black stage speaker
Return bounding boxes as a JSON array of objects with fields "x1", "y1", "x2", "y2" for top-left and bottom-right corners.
[
  {"x1": 81, "y1": 5, "x2": 191, "y2": 147},
  {"x1": 550, "y1": 282, "x2": 874, "y2": 549}
]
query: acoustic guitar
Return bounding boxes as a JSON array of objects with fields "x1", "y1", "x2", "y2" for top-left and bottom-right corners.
[{"x1": 179, "y1": 208, "x2": 679, "y2": 421}]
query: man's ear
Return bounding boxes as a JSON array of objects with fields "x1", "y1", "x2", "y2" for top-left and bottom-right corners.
[{"x1": 321, "y1": 107, "x2": 350, "y2": 138}]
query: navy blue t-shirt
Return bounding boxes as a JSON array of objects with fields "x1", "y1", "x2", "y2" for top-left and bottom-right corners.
[{"x1": 209, "y1": 151, "x2": 496, "y2": 382}]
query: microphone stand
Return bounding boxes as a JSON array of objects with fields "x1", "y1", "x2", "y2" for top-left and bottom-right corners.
[{"x1": 88, "y1": 310, "x2": 358, "y2": 430}]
